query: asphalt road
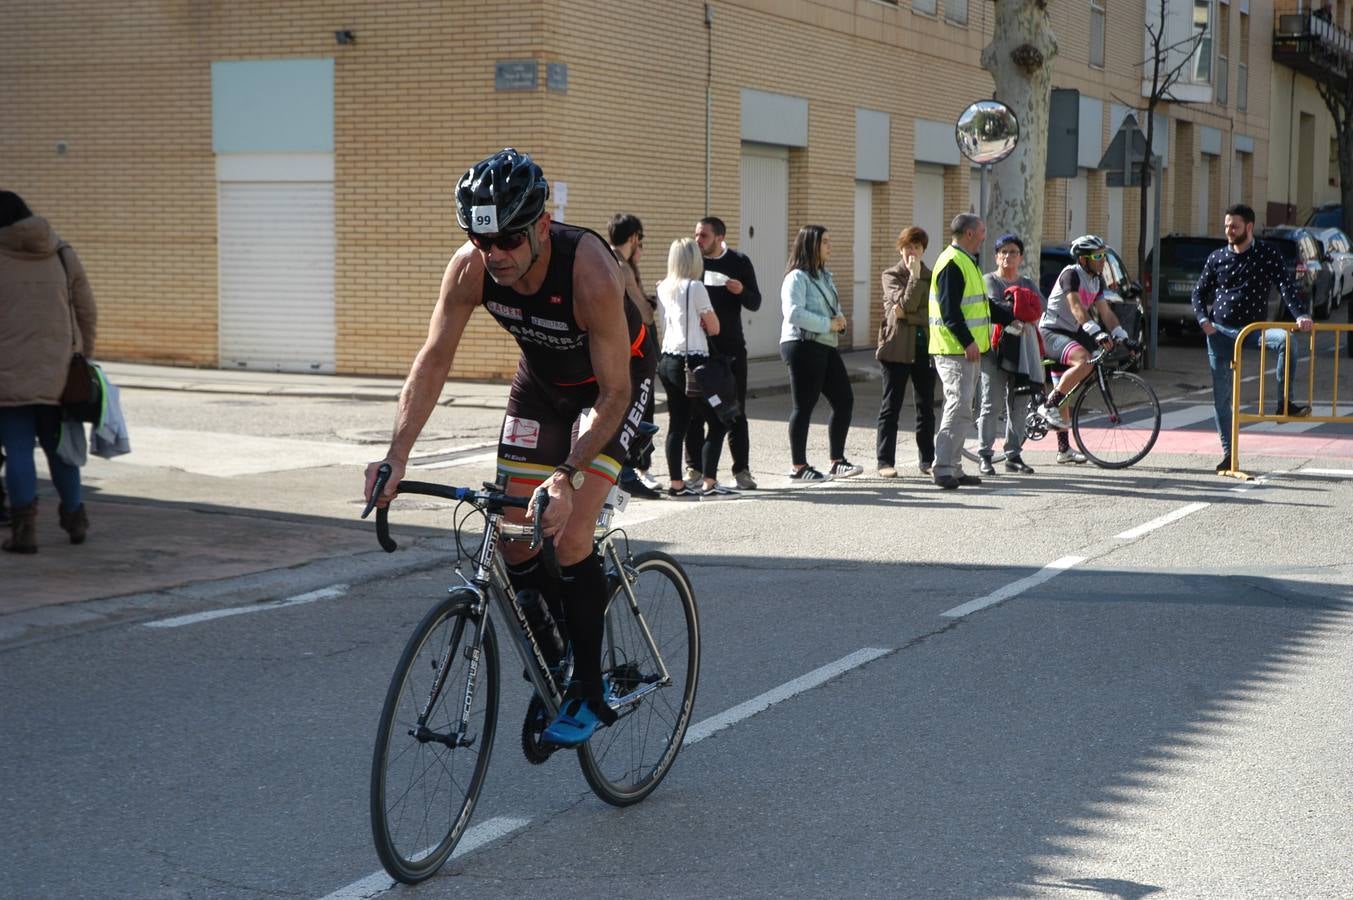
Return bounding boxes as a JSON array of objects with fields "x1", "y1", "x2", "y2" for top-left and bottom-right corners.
[{"x1": 2, "y1": 365, "x2": 1351, "y2": 899}]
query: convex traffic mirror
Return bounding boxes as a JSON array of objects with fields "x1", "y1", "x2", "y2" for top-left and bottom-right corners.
[{"x1": 955, "y1": 100, "x2": 1019, "y2": 165}]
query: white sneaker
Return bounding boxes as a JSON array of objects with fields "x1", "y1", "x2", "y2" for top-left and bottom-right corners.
[
  {"x1": 1037, "y1": 402, "x2": 1067, "y2": 429},
  {"x1": 683, "y1": 467, "x2": 702, "y2": 490},
  {"x1": 1056, "y1": 449, "x2": 1088, "y2": 464},
  {"x1": 828, "y1": 459, "x2": 864, "y2": 478},
  {"x1": 636, "y1": 470, "x2": 661, "y2": 491}
]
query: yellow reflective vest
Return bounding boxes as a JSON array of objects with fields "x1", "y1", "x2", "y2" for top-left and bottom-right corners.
[{"x1": 928, "y1": 244, "x2": 991, "y2": 355}]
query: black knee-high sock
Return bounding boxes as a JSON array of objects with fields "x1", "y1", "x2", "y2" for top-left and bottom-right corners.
[{"x1": 558, "y1": 552, "x2": 616, "y2": 723}]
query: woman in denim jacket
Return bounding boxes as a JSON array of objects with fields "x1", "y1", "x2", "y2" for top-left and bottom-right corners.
[{"x1": 778, "y1": 225, "x2": 860, "y2": 482}]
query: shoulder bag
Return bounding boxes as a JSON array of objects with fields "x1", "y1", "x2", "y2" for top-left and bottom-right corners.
[
  {"x1": 54, "y1": 246, "x2": 103, "y2": 423},
  {"x1": 683, "y1": 281, "x2": 742, "y2": 424}
]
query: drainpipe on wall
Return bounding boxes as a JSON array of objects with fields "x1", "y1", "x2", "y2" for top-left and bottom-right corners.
[{"x1": 705, "y1": 3, "x2": 713, "y2": 216}]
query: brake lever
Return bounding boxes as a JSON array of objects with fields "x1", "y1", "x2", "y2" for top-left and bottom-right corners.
[
  {"x1": 528, "y1": 485, "x2": 562, "y2": 579},
  {"x1": 361, "y1": 463, "x2": 391, "y2": 519}
]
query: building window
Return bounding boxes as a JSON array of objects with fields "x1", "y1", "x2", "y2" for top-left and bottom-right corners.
[
  {"x1": 944, "y1": 0, "x2": 967, "y2": 24},
  {"x1": 1332, "y1": 138, "x2": 1342, "y2": 187},
  {"x1": 1237, "y1": 62, "x2": 1247, "y2": 109},
  {"x1": 1090, "y1": 1, "x2": 1106, "y2": 67},
  {"x1": 1216, "y1": 54, "x2": 1228, "y2": 104},
  {"x1": 1192, "y1": 0, "x2": 1213, "y2": 82},
  {"x1": 913, "y1": 0, "x2": 937, "y2": 14}
]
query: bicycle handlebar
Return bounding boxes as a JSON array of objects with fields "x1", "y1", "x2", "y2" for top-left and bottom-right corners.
[{"x1": 361, "y1": 463, "x2": 556, "y2": 573}]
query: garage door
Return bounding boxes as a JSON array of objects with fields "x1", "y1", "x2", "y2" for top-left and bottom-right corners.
[
  {"x1": 913, "y1": 164, "x2": 945, "y2": 268},
  {"x1": 219, "y1": 180, "x2": 335, "y2": 372}
]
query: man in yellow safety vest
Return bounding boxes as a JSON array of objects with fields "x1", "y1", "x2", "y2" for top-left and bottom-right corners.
[{"x1": 928, "y1": 213, "x2": 1013, "y2": 489}]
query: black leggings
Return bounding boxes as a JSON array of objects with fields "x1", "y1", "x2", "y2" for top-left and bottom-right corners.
[
  {"x1": 779, "y1": 340, "x2": 853, "y2": 466},
  {"x1": 658, "y1": 354, "x2": 726, "y2": 481}
]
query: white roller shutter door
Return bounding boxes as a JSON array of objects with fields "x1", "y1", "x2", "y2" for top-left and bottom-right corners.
[
  {"x1": 739, "y1": 144, "x2": 790, "y2": 358},
  {"x1": 218, "y1": 179, "x2": 335, "y2": 372}
]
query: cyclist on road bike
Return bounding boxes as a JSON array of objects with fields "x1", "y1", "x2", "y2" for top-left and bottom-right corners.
[
  {"x1": 363, "y1": 148, "x2": 656, "y2": 747},
  {"x1": 1036, "y1": 234, "x2": 1130, "y2": 429}
]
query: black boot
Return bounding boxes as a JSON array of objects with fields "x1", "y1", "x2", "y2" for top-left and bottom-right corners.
[
  {"x1": 59, "y1": 503, "x2": 89, "y2": 545},
  {"x1": 2, "y1": 501, "x2": 38, "y2": 554}
]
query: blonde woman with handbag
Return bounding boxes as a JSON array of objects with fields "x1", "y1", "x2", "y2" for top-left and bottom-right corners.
[{"x1": 655, "y1": 238, "x2": 733, "y2": 499}]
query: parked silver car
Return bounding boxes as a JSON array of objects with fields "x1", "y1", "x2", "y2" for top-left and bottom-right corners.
[{"x1": 1311, "y1": 227, "x2": 1353, "y2": 311}]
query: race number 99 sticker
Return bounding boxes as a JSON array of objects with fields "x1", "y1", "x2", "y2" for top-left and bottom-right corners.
[{"x1": 471, "y1": 205, "x2": 500, "y2": 233}]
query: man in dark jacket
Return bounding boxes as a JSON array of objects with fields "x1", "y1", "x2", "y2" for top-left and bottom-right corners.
[{"x1": 686, "y1": 216, "x2": 762, "y2": 489}]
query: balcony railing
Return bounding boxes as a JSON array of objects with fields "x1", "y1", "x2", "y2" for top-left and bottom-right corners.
[{"x1": 1273, "y1": 4, "x2": 1353, "y2": 82}]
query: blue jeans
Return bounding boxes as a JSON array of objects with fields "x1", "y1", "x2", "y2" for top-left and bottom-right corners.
[
  {"x1": 1205, "y1": 324, "x2": 1300, "y2": 454},
  {"x1": 0, "y1": 405, "x2": 83, "y2": 510}
]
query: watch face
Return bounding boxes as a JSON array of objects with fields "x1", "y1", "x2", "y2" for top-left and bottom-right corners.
[{"x1": 569, "y1": 468, "x2": 586, "y2": 490}]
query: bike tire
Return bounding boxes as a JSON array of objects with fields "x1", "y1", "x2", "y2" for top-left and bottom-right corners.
[
  {"x1": 370, "y1": 590, "x2": 499, "y2": 883},
  {"x1": 578, "y1": 551, "x2": 700, "y2": 807},
  {"x1": 1071, "y1": 370, "x2": 1161, "y2": 469}
]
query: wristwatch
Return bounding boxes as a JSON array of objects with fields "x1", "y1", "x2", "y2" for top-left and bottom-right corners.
[{"x1": 554, "y1": 463, "x2": 585, "y2": 490}]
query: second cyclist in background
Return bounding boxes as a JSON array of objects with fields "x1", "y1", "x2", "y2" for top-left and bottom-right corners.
[{"x1": 1036, "y1": 234, "x2": 1130, "y2": 433}]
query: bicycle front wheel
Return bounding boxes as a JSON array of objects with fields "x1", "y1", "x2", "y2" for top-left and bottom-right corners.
[
  {"x1": 579, "y1": 551, "x2": 700, "y2": 806},
  {"x1": 1071, "y1": 370, "x2": 1161, "y2": 469},
  {"x1": 370, "y1": 590, "x2": 499, "y2": 884}
]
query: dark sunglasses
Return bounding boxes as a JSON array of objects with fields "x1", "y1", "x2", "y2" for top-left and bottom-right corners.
[{"x1": 467, "y1": 229, "x2": 529, "y2": 252}]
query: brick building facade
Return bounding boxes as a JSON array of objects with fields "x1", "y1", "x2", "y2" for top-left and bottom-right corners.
[{"x1": 1, "y1": 0, "x2": 1276, "y2": 378}]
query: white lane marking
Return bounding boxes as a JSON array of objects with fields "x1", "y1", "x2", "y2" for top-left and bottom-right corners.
[
  {"x1": 1158, "y1": 404, "x2": 1217, "y2": 430},
  {"x1": 940, "y1": 556, "x2": 1086, "y2": 619},
  {"x1": 319, "y1": 817, "x2": 530, "y2": 900},
  {"x1": 1114, "y1": 502, "x2": 1210, "y2": 539},
  {"x1": 1294, "y1": 467, "x2": 1353, "y2": 477},
  {"x1": 144, "y1": 586, "x2": 348, "y2": 629},
  {"x1": 681, "y1": 647, "x2": 890, "y2": 745}
]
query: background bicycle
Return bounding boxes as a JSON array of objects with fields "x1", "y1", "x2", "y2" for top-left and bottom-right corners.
[
  {"x1": 963, "y1": 341, "x2": 1161, "y2": 469},
  {"x1": 362, "y1": 468, "x2": 700, "y2": 883}
]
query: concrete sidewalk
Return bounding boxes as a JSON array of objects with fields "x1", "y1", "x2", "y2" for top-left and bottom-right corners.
[{"x1": 99, "y1": 350, "x2": 885, "y2": 408}]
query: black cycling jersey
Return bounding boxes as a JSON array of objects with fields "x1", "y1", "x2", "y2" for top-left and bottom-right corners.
[{"x1": 481, "y1": 222, "x2": 645, "y2": 387}]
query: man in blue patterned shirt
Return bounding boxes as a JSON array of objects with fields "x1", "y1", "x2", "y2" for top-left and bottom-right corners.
[{"x1": 1191, "y1": 203, "x2": 1314, "y2": 473}]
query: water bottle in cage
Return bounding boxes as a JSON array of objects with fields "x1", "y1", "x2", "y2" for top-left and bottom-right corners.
[{"x1": 518, "y1": 589, "x2": 564, "y2": 670}]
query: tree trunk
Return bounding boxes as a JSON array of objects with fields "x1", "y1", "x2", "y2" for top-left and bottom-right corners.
[{"x1": 982, "y1": 0, "x2": 1058, "y2": 278}]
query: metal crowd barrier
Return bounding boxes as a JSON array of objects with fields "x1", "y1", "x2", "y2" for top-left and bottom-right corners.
[{"x1": 1223, "y1": 321, "x2": 1353, "y2": 479}]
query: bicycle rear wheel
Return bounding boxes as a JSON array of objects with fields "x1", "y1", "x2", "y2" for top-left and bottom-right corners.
[
  {"x1": 579, "y1": 551, "x2": 699, "y2": 806},
  {"x1": 370, "y1": 590, "x2": 499, "y2": 883},
  {"x1": 1071, "y1": 370, "x2": 1161, "y2": 469}
]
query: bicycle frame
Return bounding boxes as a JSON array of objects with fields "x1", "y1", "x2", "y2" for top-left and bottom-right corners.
[{"x1": 433, "y1": 501, "x2": 675, "y2": 744}]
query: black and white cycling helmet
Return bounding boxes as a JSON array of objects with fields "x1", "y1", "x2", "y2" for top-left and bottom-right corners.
[
  {"x1": 455, "y1": 148, "x2": 549, "y2": 234},
  {"x1": 1070, "y1": 234, "x2": 1107, "y2": 257}
]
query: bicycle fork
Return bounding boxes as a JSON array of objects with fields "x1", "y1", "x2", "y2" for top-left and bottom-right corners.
[
  {"x1": 599, "y1": 543, "x2": 671, "y2": 713},
  {"x1": 412, "y1": 608, "x2": 485, "y2": 749}
]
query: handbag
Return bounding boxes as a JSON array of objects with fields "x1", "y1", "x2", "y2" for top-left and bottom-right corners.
[
  {"x1": 692, "y1": 354, "x2": 742, "y2": 425},
  {"x1": 54, "y1": 246, "x2": 103, "y2": 422},
  {"x1": 680, "y1": 281, "x2": 743, "y2": 423}
]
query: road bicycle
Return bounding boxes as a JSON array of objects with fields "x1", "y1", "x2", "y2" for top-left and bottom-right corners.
[
  {"x1": 361, "y1": 465, "x2": 700, "y2": 883},
  {"x1": 962, "y1": 341, "x2": 1161, "y2": 469}
]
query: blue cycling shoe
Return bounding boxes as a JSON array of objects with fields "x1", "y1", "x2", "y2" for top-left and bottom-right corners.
[{"x1": 541, "y1": 696, "x2": 611, "y2": 747}]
